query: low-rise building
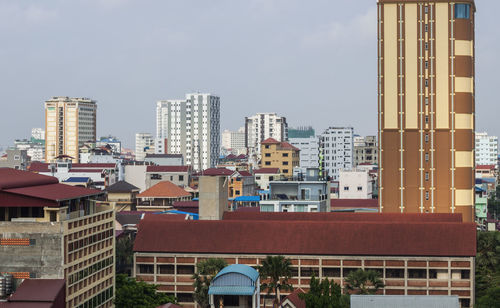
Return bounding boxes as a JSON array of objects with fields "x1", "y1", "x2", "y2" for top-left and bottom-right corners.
[
  {"x1": 260, "y1": 138, "x2": 300, "y2": 179},
  {"x1": 0, "y1": 169, "x2": 115, "y2": 308},
  {"x1": 137, "y1": 181, "x2": 191, "y2": 211},
  {"x1": 133, "y1": 212, "x2": 476, "y2": 308},
  {"x1": 259, "y1": 181, "x2": 330, "y2": 213},
  {"x1": 229, "y1": 171, "x2": 255, "y2": 199},
  {"x1": 253, "y1": 168, "x2": 281, "y2": 190},
  {"x1": 353, "y1": 135, "x2": 378, "y2": 166},
  {"x1": 145, "y1": 154, "x2": 184, "y2": 166},
  {"x1": 338, "y1": 169, "x2": 374, "y2": 199},
  {"x1": 146, "y1": 165, "x2": 191, "y2": 188},
  {"x1": 0, "y1": 279, "x2": 66, "y2": 307},
  {"x1": 0, "y1": 149, "x2": 30, "y2": 170},
  {"x1": 106, "y1": 180, "x2": 140, "y2": 211}
]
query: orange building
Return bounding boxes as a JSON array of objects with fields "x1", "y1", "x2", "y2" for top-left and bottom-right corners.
[{"x1": 260, "y1": 138, "x2": 300, "y2": 179}]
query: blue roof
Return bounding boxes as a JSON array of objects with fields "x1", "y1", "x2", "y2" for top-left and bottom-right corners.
[
  {"x1": 475, "y1": 186, "x2": 486, "y2": 192},
  {"x1": 63, "y1": 177, "x2": 90, "y2": 183},
  {"x1": 233, "y1": 196, "x2": 260, "y2": 202},
  {"x1": 153, "y1": 210, "x2": 199, "y2": 220},
  {"x1": 214, "y1": 264, "x2": 259, "y2": 282},
  {"x1": 208, "y1": 286, "x2": 255, "y2": 296}
]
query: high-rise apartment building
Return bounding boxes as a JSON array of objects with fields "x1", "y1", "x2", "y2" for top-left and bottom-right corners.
[
  {"x1": 354, "y1": 135, "x2": 378, "y2": 166},
  {"x1": 135, "y1": 133, "x2": 155, "y2": 161},
  {"x1": 221, "y1": 127, "x2": 246, "y2": 155},
  {"x1": 319, "y1": 127, "x2": 353, "y2": 181},
  {"x1": 378, "y1": 0, "x2": 475, "y2": 222},
  {"x1": 475, "y1": 132, "x2": 497, "y2": 166},
  {"x1": 45, "y1": 97, "x2": 97, "y2": 163},
  {"x1": 156, "y1": 93, "x2": 220, "y2": 171},
  {"x1": 245, "y1": 113, "x2": 288, "y2": 164},
  {"x1": 289, "y1": 136, "x2": 320, "y2": 172}
]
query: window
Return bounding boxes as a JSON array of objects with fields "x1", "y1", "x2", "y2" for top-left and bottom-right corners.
[
  {"x1": 151, "y1": 174, "x2": 162, "y2": 180},
  {"x1": 425, "y1": 191, "x2": 429, "y2": 200},
  {"x1": 158, "y1": 265, "x2": 174, "y2": 274},
  {"x1": 283, "y1": 169, "x2": 289, "y2": 173},
  {"x1": 13, "y1": 155, "x2": 20, "y2": 160},
  {"x1": 301, "y1": 267, "x2": 319, "y2": 277},
  {"x1": 425, "y1": 79, "x2": 429, "y2": 87},
  {"x1": 265, "y1": 153, "x2": 271, "y2": 157},
  {"x1": 178, "y1": 175, "x2": 184, "y2": 181},
  {"x1": 265, "y1": 161, "x2": 271, "y2": 166},
  {"x1": 425, "y1": 134, "x2": 429, "y2": 143},
  {"x1": 455, "y1": 4, "x2": 470, "y2": 19},
  {"x1": 265, "y1": 145, "x2": 270, "y2": 149},
  {"x1": 424, "y1": 24, "x2": 428, "y2": 32},
  {"x1": 408, "y1": 269, "x2": 427, "y2": 279},
  {"x1": 235, "y1": 190, "x2": 240, "y2": 195},
  {"x1": 425, "y1": 61, "x2": 428, "y2": 69},
  {"x1": 357, "y1": 186, "x2": 363, "y2": 191},
  {"x1": 256, "y1": 176, "x2": 261, "y2": 180},
  {"x1": 386, "y1": 268, "x2": 404, "y2": 278},
  {"x1": 425, "y1": 42, "x2": 428, "y2": 50},
  {"x1": 425, "y1": 153, "x2": 429, "y2": 162},
  {"x1": 138, "y1": 264, "x2": 154, "y2": 274},
  {"x1": 322, "y1": 267, "x2": 341, "y2": 277},
  {"x1": 282, "y1": 161, "x2": 289, "y2": 166},
  {"x1": 177, "y1": 265, "x2": 194, "y2": 275},
  {"x1": 424, "y1": 6, "x2": 428, "y2": 13},
  {"x1": 425, "y1": 116, "x2": 429, "y2": 124},
  {"x1": 425, "y1": 172, "x2": 429, "y2": 181},
  {"x1": 425, "y1": 98, "x2": 429, "y2": 105},
  {"x1": 344, "y1": 186, "x2": 349, "y2": 191},
  {"x1": 282, "y1": 153, "x2": 288, "y2": 157}
]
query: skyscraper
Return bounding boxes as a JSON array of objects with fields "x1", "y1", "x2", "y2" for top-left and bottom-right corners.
[
  {"x1": 378, "y1": 0, "x2": 475, "y2": 221},
  {"x1": 45, "y1": 97, "x2": 97, "y2": 163},
  {"x1": 156, "y1": 93, "x2": 220, "y2": 171}
]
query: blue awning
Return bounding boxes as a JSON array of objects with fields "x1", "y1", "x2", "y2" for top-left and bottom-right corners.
[
  {"x1": 63, "y1": 177, "x2": 90, "y2": 183},
  {"x1": 233, "y1": 196, "x2": 260, "y2": 202},
  {"x1": 208, "y1": 286, "x2": 255, "y2": 296}
]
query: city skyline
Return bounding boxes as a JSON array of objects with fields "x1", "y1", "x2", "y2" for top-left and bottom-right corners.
[{"x1": 0, "y1": 0, "x2": 499, "y2": 149}]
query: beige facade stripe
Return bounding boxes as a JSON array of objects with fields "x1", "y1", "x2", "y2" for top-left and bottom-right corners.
[
  {"x1": 455, "y1": 151, "x2": 473, "y2": 168},
  {"x1": 435, "y1": 3, "x2": 449, "y2": 129},
  {"x1": 455, "y1": 189, "x2": 474, "y2": 206},
  {"x1": 405, "y1": 3, "x2": 418, "y2": 129},
  {"x1": 455, "y1": 77, "x2": 474, "y2": 93},
  {"x1": 384, "y1": 4, "x2": 398, "y2": 129},
  {"x1": 455, "y1": 40, "x2": 473, "y2": 57},
  {"x1": 455, "y1": 113, "x2": 473, "y2": 130}
]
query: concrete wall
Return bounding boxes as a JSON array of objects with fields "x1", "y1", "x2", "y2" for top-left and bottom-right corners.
[
  {"x1": 124, "y1": 165, "x2": 147, "y2": 192},
  {"x1": 199, "y1": 176, "x2": 228, "y2": 220},
  {"x1": 0, "y1": 222, "x2": 64, "y2": 279}
]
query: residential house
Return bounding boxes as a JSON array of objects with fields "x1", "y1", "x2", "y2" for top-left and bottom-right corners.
[{"x1": 260, "y1": 138, "x2": 300, "y2": 179}]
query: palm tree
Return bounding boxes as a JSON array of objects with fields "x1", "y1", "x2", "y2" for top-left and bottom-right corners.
[
  {"x1": 344, "y1": 269, "x2": 384, "y2": 295},
  {"x1": 192, "y1": 258, "x2": 228, "y2": 308},
  {"x1": 257, "y1": 255, "x2": 294, "y2": 307}
]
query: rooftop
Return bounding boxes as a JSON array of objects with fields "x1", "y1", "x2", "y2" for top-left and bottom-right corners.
[
  {"x1": 137, "y1": 181, "x2": 191, "y2": 198},
  {"x1": 253, "y1": 168, "x2": 280, "y2": 174},
  {"x1": 106, "y1": 180, "x2": 140, "y2": 193},
  {"x1": 331, "y1": 199, "x2": 378, "y2": 208},
  {"x1": 146, "y1": 165, "x2": 190, "y2": 173},
  {"x1": 145, "y1": 153, "x2": 183, "y2": 158}
]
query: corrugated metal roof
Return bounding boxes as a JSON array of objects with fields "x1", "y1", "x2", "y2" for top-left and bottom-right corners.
[
  {"x1": 214, "y1": 264, "x2": 259, "y2": 282},
  {"x1": 233, "y1": 196, "x2": 260, "y2": 202},
  {"x1": 63, "y1": 177, "x2": 90, "y2": 183},
  {"x1": 350, "y1": 295, "x2": 459, "y2": 308},
  {"x1": 207, "y1": 286, "x2": 255, "y2": 296}
]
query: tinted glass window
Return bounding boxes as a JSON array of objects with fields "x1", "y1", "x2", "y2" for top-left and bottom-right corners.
[{"x1": 455, "y1": 4, "x2": 470, "y2": 19}]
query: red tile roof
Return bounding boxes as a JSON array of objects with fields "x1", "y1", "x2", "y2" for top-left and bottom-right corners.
[
  {"x1": 0, "y1": 168, "x2": 58, "y2": 190},
  {"x1": 280, "y1": 288, "x2": 305, "y2": 308},
  {"x1": 133, "y1": 218, "x2": 476, "y2": 257},
  {"x1": 137, "y1": 181, "x2": 191, "y2": 198},
  {"x1": 72, "y1": 163, "x2": 116, "y2": 168},
  {"x1": 146, "y1": 165, "x2": 190, "y2": 173},
  {"x1": 172, "y1": 201, "x2": 199, "y2": 208},
  {"x1": 200, "y1": 168, "x2": 234, "y2": 176},
  {"x1": 222, "y1": 212, "x2": 463, "y2": 223},
  {"x1": 261, "y1": 138, "x2": 280, "y2": 144},
  {"x1": 4, "y1": 183, "x2": 102, "y2": 202},
  {"x1": 253, "y1": 168, "x2": 280, "y2": 174},
  {"x1": 281, "y1": 142, "x2": 300, "y2": 151},
  {"x1": 7, "y1": 279, "x2": 65, "y2": 303},
  {"x1": 236, "y1": 154, "x2": 247, "y2": 159},
  {"x1": 69, "y1": 169, "x2": 104, "y2": 173},
  {"x1": 476, "y1": 164, "x2": 496, "y2": 170},
  {"x1": 331, "y1": 199, "x2": 378, "y2": 208},
  {"x1": 237, "y1": 171, "x2": 252, "y2": 177},
  {"x1": 28, "y1": 162, "x2": 51, "y2": 172}
]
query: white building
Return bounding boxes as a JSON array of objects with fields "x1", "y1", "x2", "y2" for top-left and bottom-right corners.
[
  {"x1": 135, "y1": 133, "x2": 155, "y2": 161},
  {"x1": 319, "y1": 127, "x2": 353, "y2": 181},
  {"x1": 245, "y1": 113, "x2": 287, "y2": 164},
  {"x1": 475, "y1": 132, "x2": 498, "y2": 166},
  {"x1": 289, "y1": 136, "x2": 319, "y2": 174},
  {"x1": 221, "y1": 127, "x2": 246, "y2": 155},
  {"x1": 44, "y1": 97, "x2": 97, "y2": 163},
  {"x1": 156, "y1": 93, "x2": 220, "y2": 171},
  {"x1": 338, "y1": 168, "x2": 373, "y2": 199},
  {"x1": 31, "y1": 128, "x2": 45, "y2": 141}
]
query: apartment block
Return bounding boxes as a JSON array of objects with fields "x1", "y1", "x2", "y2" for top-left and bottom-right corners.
[
  {"x1": 133, "y1": 212, "x2": 476, "y2": 308},
  {"x1": 260, "y1": 138, "x2": 299, "y2": 179},
  {"x1": 135, "y1": 133, "x2": 155, "y2": 161},
  {"x1": 319, "y1": 127, "x2": 353, "y2": 181},
  {"x1": 245, "y1": 113, "x2": 288, "y2": 164},
  {"x1": 221, "y1": 127, "x2": 246, "y2": 155},
  {"x1": 289, "y1": 136, "x2": 320, "y2": 173},
  {"x1": 353, "y1": 135, "x2": 378, "y2": 166},
  {"x1": 0, "y1": 169, "x2": 115, "y2": 308},
  {"x1": 156, "y1": 93, "x2": 221, "y2": 171},
  {"x1": 475, "y1": 132, "x2": 498, "y2": 166},
  {"x1": 45, "y1": 97, "x2": 97, "y2": 163},
  {"x1": 378, "y1": 0, "x2": 476, "y2": 221},
  {"x1": 339, "y1": 169, "x2": 374, "y2": 199}
]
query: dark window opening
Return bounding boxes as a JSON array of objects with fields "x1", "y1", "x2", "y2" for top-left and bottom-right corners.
[
  {"x1": 386, "y1": 268, "x2": 404, "y2": 278},
  {"x1": 408, "y1": 269, "x2": 427, "y2": 279}
]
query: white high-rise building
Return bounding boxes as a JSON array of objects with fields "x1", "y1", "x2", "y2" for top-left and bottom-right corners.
[
  {"x1": 245, "y1": 113, "x2": 287, "y2": 164},
  {"x1": 31, "y1": 128, "x2": 45, "y2": 141},
  {"x1": 221, "y1": 127, "x2": 246, "y2": 155},
  {"x1": 289, "y1": 136, "x2": 319, "y2": 172},
  {"x1": 319, "y1": 127, "x2": 353, "y2": 181},
  {"x1": 45, "y1": 96, "x2": 97, "y2": 163},
  {"x1": 475, "y1": 132, "x2": 498, "y2": 166},
  {"x1": 135, "y1": 133, "x2": 155, "y2": 161},
  {"x1": 156, "y1": 93, "x2": 220, "y2": 171}
]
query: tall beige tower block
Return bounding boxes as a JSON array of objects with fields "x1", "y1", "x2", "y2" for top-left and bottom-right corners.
[
  {"x1": 45, "y1": 97, "x2": 97, "y2": 163},
  {"x1": 378, "y1": 0, "x2": 475, "y2": 222}
]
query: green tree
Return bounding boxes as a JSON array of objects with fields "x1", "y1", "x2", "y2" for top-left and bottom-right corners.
[
  {"x1": 192, "y1": 258, "x2": 228, "y2": 308},
  {"x1": 116, "y1": 235, "x2": 134, "y2": 275},
  {"x1": 299, "y1": 275, "x2": 349, "y2": 308},
  {"x1": 344, "y1": 269, "x2": 384, "y2": 295},
  {"x1": 476, "y1": 231, "x2": 500, "y2": 304},
  {"x1": 257, "y1": 255, "x2": 294, "y2": 307},
  {"x1": 115, "y1": 274, "x2": 176, "y2": 308}
]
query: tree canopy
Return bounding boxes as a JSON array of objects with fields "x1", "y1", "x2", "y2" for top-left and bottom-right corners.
[
  {"x1": 476, "y1": 231, "x2": 500, "y2": 307},
  {"x1": 344, "y1": 268, "x2": 384, "y2": 295},
  {"x1": 257, "y1": 255, "x2": 294, "y2": 307},
  {"x1": 299, "y1": 275, "x2": 350, "y2": 308},
  {"x1": 192, "y1": 258, "x2": 228, "y2": 308},
  {"x1": 114, "y1": 274, "x2": 176, "y2": 308}
]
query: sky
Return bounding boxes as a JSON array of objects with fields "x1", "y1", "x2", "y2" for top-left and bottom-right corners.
[{"x1": 0, "y1": 0, "x2": 498, "y2": 149}]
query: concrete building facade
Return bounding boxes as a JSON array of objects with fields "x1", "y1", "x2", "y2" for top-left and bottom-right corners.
[
  {"x1": 319, "y1": 127, "x2": 354, "y2": 181},
  {"x1": 245, "y1": 113, "x2": 288, "y2": 164},
  {"x1": 45, "y1": 97, "x2": 97, "y2": 163},
  {"x1": 260, "y1": 138, "x2": 300, "y2": 179},
  {"x1": 289, "y1": 136, "x2": 320, "y2": 174},
  {"x1": 156, "y1": 93, "x2": 221, "y2": 171},
  {"x1": 353, "y1": 135, "x2": 378, "y2": 166},
  {"x1": 377, "y1": 0, "x2": 476, "y2": 222},
  {"x1": 135, "y1": 133, "x2": 155, "y2": 161},
  {"x1": 339, "y1": 169, "x2": 374, "y2": 199},
  {"x1": 221, "y1": 127, "x2": 246, "y2": 155},
  {"x1": 475, "y1": 132, "x2": 497, "y2": 166}
]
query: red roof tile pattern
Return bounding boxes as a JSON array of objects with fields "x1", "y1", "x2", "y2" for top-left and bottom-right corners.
[
  {"x1": 261, "y1": 138, "x2": 280, "y2": 144},
  {"x1": 68, "y1": 169, "x2": 104, "y2": 173},
  {"x1": 72, "y1": 163, "x2": 116, "y2": 168},
  {"x1": 199, "y1": 168, "x2": 234, "y2": 176},
  {"x1": 7, "y1": 279, "x2": 65, "y2": 303},
  {"x1": 4, "y1": 183, "x2": 102, "y2": 202},
  {"x1": 146, "y1": 165, "x2": 190, "y2": 173},
  {"x1": 28, "y1": 162, "x2": 51, "y2": 172},
  {"x1": 237, "y1": 171, "x2": 252, "y2": 177},
  {"x1": 133, "y1": 218, "x2": 476, "y2": 257},
  {"x1": 0, "y1": 168, "x2": 58, "y2": 190},
  {"x1": 476, "y1": 164, "x2": 496, "y2": 170},
  {"x1": 331, "y1": 199, "x2": 379, "y2": 208},
  {"x1": 280, "y1": 288, "x2": 306, "y2": 308},
  {"x1": 137, "y1": 181, "x2": 191, "y2": 198},
  {"x1": 253, "y1": 168, "x2": 280, "y2": 174},
  {"x1": 172, "y1": 201, "x2": 199, "y2": 208},
  {"x1": 222, "y1": 212, "x2": 463, "y2": 223},
  {"x1": 281, "y1": 142, "x2": 300, "y2": 151}
]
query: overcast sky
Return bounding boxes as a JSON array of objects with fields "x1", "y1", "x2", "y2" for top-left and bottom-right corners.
[{"x1": 0, "y1": 0, "x2": 498, "y2": 149}]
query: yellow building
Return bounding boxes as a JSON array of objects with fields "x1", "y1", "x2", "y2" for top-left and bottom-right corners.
[
  {"x1": 45, "y1": 96, "x2": 97, "y2": 163},
  {"x1": 260, "y1": 138, "x2": 300, "y2": 179}
]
